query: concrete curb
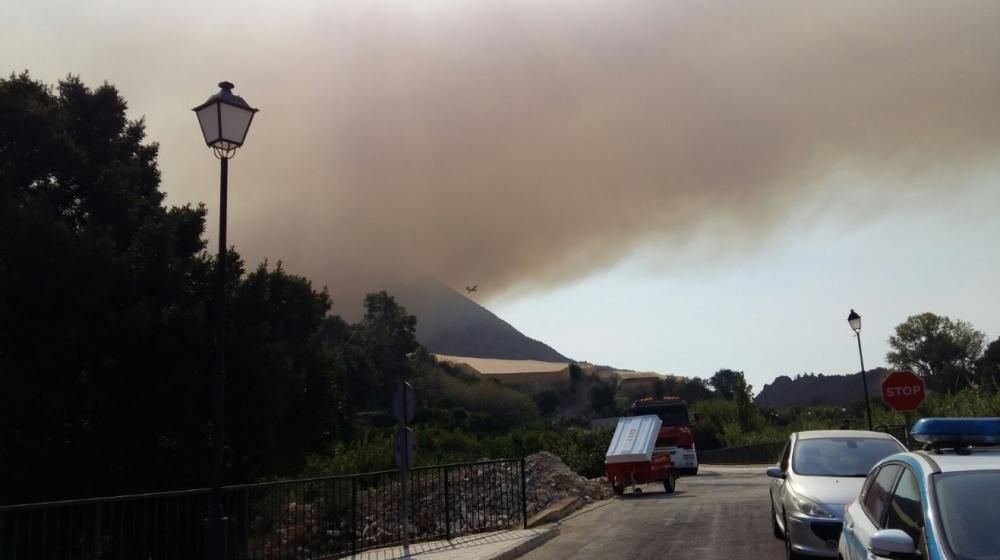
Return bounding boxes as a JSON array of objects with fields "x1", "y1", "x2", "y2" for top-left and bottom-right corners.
[
  {"x1": 485, "y1": 528, "x2": 560, "y2": 560},
  {"x1": 526, "y1": 497, "x2": 583, "y2": 527}
]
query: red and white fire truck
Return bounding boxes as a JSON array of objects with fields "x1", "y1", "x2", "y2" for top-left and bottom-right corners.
[{"x1": 627, "y1": 396, "x2": 699, "y2": 476}]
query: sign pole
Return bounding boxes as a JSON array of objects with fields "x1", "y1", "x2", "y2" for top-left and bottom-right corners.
[{"x1": 393, "y1": 382, "x2": 416, "y2": 558}]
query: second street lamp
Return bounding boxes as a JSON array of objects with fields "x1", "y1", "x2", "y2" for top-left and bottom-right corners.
[
  {"x1": 193, "y1": 81, "x2": 258, "y2": 560},
  {"x1": 847, "y1": 309, "x2": 873, "y2": 431}
]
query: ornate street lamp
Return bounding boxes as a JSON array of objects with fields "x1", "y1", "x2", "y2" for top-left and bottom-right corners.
[
  {"x1": 847, "y1": 310, "x2": 861, "y2": 333},
  {"x1": 193, "y1": 81, "x2": 258, "y2": 560},
  {"x1": 847, "y1": 309, "x2": 873, "y2": 431}
]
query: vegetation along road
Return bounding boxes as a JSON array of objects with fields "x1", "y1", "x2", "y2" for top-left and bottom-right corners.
[{"x1": 522, "y1": 465, "x2": 784, "y2": 560}]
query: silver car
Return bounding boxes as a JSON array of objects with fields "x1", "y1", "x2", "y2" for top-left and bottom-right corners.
[{"x1": 767, "y1": 430, "x2": 906, "y2": 559}]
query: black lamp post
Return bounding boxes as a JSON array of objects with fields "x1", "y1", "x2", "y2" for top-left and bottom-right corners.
[
  {"x1": 193, "y1": 81, "x2": 258, "y2": 560},
  {"x1": 847, "y1": 309, "x2": 874, "y2": 431}
]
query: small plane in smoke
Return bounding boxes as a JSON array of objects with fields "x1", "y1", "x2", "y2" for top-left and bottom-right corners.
[{"x1": 465, "y1": 284, "x2": 478, "y2": 294}]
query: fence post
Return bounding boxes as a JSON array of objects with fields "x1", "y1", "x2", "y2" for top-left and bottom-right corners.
[
  {"x1": 443, "y1": 466, "x2": 451, "y2": 541},
  {"x1": 351, "y1": 476, "x2": 358, "y2": 557},
  {"x1": 520, "y1": 459, "x2": 528, "y2": 530},
  {"x1": 94, "y1": 503, "x2": 103, "y2": 559}
]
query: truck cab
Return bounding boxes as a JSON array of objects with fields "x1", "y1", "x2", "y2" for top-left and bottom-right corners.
[{"x1": 628, "y1": 396, "x2": 699, "y2": 475}]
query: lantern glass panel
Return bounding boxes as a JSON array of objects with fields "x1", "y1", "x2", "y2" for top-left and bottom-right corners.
[
  {"x1": 220, "y1": 102, "x2": 254, "y2": 146},
  {"x1": 196, "y1": 103, "x2": 220, "y2": 145}
]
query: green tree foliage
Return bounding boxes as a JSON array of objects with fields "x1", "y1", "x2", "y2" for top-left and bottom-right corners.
[
  {"x1": 732, "y1": 374, "x2": 759, "y2": 432},
  {"x1": 887, "y1": 313, "x2": 986, "y2": 392},
  {"x1": 652, "y1": 376, "x2": 714, "y2": 403},
  {"x1": 226, "y1": 261, "x2": 341, "y2": 479},
  {"x1": 868, "y1": 387, "x2": 1000, "y2": 431},
  {"x1": 0, "y1": 74, "x2": 356, "y2": 502},
  {"x1": 568, "y1": 363, "x2": 583, "y2": 382},
  {"x1": 411, "y1": 364, "x2": 538, "y2": 430},
  {"x1": 0, "y1": 74, "x2": 217, "y2": 501},
  {"x1": 535, "y1": 390, "x2": 560, "y2": 416},
  {"x1": 691, "y1": 399, "x2": 738, "y2": 449},
  {"x1": 304, "y1": 425, "x2": 614, "y2": 479},
  {"x1": 708, "y1": 369, "x2": 744, "y2": 400},
  {"x1": 690, "y1": 370, "x2": 767, "y2": 448},
  {"x1": 589, "y1": 380, "x2": 618, "y2": 417},
  {"x1": 976, "y1": 336, "x2": 1000, "y2": 391},
  {"x1": 353, "y1": 291, "x2": 419, "y2": 403}
]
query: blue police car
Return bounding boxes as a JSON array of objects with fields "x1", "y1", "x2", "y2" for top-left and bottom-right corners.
[{"x1": 838, "y1": 417, "x2": 1000, "y2": 560}]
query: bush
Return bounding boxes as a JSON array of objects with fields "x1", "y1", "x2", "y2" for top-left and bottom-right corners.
[
  {"x1": 411, "y1": 366, "x2": 538, "y2": 431},
  {"x1": 535, "y1": 391, "x2": 559, "y2": 416},
  {"x1": 301, "y1": 425, "x2": 615, "y2": 479}
]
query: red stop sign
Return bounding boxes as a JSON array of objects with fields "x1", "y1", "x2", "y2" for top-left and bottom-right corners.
[{"x1": 881, "y1": 370, "x2": 926, "y2": 411}]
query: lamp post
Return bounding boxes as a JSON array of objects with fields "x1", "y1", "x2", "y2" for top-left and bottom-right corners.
[
  {"x1": 847, "y1": 309, "x2": 874, "y2": 431},
  {"x1": 193, "y1": 81, "x2": 258, "y2": 560}
]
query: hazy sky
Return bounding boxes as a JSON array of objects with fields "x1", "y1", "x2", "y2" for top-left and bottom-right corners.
[{"x1": 4, "y1": 0, "x2": 999, "y2": 391}]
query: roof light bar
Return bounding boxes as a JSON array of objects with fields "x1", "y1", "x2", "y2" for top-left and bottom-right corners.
[{"x1": 910, "y1": 418, "x2": 1000, "y2": 447}]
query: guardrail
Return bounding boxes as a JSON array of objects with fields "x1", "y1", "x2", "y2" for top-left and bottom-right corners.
[{"x1": 0, "y1": 459, "x2": 526, "y2": 559}]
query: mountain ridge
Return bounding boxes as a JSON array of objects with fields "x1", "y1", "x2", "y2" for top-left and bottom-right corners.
[
  {"x1": 391, "y1": 278, "x2": 571, "y2": 363},
  {"x1": 755, "y1": 368, "x2": 887, "y2": 408}
]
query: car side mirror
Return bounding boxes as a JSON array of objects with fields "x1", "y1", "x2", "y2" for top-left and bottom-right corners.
[
  {"x1": 869, "y1": 529, "x2": 920, "y2": 560},
  {"x1": 766, "y1": 467, "x2": 785, "y2": 479}
]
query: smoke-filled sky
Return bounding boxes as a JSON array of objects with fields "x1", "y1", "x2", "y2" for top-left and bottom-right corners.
[{"x1": 5, "y1": 0, "x2": 1000, "y2": 389}]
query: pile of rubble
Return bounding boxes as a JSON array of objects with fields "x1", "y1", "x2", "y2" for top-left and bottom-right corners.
[
  {"x1": 242, "y1": 452, "x2": 610, "y2": 558},
  {"x1": 523, "y1": 451, "x2": 612, "y2": 516}
]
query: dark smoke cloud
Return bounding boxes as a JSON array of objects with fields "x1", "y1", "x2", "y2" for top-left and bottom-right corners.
[{"x1": 11, "y1": 1, "x2": 999, "y2": 311}]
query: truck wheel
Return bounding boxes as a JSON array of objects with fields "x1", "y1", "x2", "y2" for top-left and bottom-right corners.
[{"x1": 663, "y1": 472, "x2": 676, "y2": 493}]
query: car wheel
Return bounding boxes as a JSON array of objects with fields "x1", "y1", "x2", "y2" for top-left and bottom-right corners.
[
  {"x1": 783, "y1": 512, "x2": 802, "y2": 560},
  {"x1": 771, "y1": 503, "x2": 784, "y2": 539},
  {"x1": 663, "y1": 471, "x2": 676, "y2": 493}
]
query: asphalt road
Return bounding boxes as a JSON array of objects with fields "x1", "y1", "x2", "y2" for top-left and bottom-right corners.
[{"x1": 521, "y1": 465, "x2": 786, "y2": 560}]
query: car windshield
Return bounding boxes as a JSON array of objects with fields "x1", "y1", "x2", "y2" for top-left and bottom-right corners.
[
  {"x1": 792, "y1": 437, "x2": 904, "y2": 477},
  {"x1": 633, "y1": 407, "x2": 689, "y2": 426},
  {"x1": 934, "y1": 470, "x2": 1000, "y2": 560}
]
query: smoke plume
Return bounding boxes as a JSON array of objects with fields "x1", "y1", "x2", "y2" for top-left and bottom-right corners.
[{"x1": 8, "y1": 0, "x2": 1000, "y2": 311}]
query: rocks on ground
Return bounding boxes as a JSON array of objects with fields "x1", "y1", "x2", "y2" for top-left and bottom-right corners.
[
  {"x1": 243, "y1": 451, "x2": 611, "y2": 558},
  {"x1": 524, "y1": 451, "x2": 612, "y2": 517}
]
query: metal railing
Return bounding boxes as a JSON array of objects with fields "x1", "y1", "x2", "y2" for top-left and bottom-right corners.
[
  {"x1": 0, "y1": 459, "x2": 527, "y2": 560},
  {"x1": 696, "y1": 441, "x2": 787, "y2": 465}
]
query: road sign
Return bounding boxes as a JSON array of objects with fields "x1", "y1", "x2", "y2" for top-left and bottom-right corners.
[
  {"x1": 393, "y1": 382, "x2": 416, "y2": 424},
  {"x1": 881, "y1": 370, "x2": 926, "y2": 411},
  {"x1": 394, "y1": 427, "x2": 417, "y2": 469}
]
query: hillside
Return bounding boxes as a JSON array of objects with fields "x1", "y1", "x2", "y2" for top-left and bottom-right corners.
[
  {"x1": 392, "y1": 278, "x2": 570, "y2": 362},
  {"x1": 755, "y1": 368, "x2": 887, "y2": 408}
]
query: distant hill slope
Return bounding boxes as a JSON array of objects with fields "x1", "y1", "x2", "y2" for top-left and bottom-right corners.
[
  {"x1": 392, "y1": 279, "x2": 570, "y2": 362},
  {"x1": 755, "y1": 368, "x2": 887, "y2": 408}
]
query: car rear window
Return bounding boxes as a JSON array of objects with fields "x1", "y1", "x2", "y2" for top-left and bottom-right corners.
[
  {"x1": 793, "y1": 437, "x2": 904, "y2": 477},
  {"x1": 934, "y1": 470, "x2": 1000, "y2": 560}
]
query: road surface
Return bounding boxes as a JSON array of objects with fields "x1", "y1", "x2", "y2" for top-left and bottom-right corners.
[{"x1": 521, "y1": 465, "x2": 785, "y2": 560}]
